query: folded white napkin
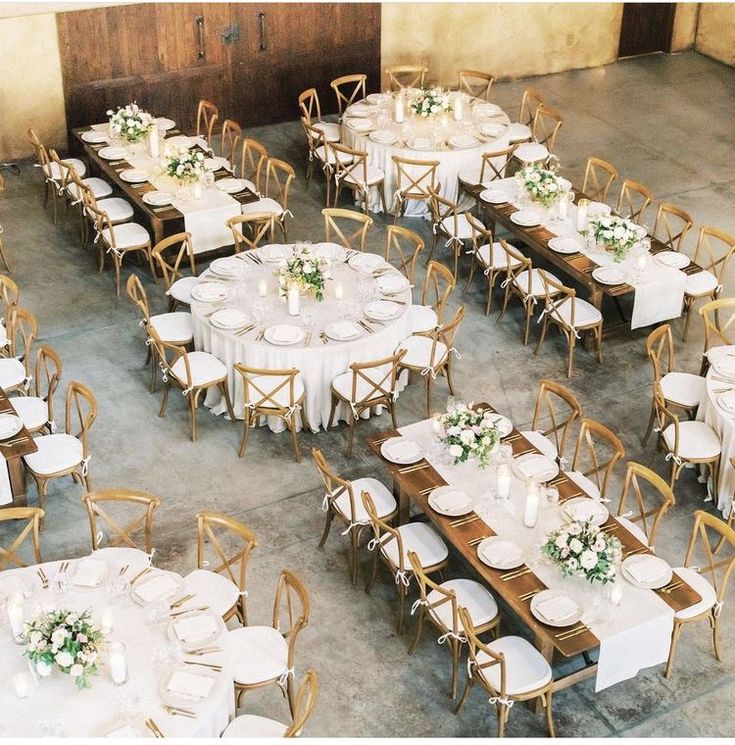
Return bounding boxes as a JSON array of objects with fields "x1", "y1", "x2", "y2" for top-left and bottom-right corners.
[
  {"x1": 348, "y1": 104, "x2": 372, "y2": 117},
  {"x1": 537, "y1": 595, "x2": 578, "y2": 622},
  {"x1": 378, "y1": 276, "x2": 407, "y2": 294},
  {"x1": 166, "y1": 670, "x2": 216, "y2": 699},
  {"x1": 367, "y1": 301, "x2": 397, "y2": 319},
  {"x1": 387, "y1": 439, "x2": 421, "y2": 461},
  {"x1": 173, "y1": 614, "x2": 218, "y2": 643},
  {"x1": 135, "y1": 574, "x2": 178, "y2": 603},
  {"x1": 506, "y1": 122, "x2": 532, "y2": 141},
  {"x1": 353, "y1": 253, "x2": 384, "y2": 271},
  {"x1": 515, "y1": 142, "x2": 549, "y2": 162},
  {"x1": 450, "y1": 134, "x2": 477, "y2": 148},
  {"x1": 626, "y1": 557, "x2": 666, "y2": 584},
  {"x1": 434, "y1": 489, "x2": 470, "y2": 512},
  {"x1": 479, "y1": 122, "x2": 505, "y2": 137},
  {"x1": 331, "y1": 321, "x2": 358, "y2": 339},
  {"x1": 73, "y1": 559, "x2": 107, "y2": 587},
  {"x1": 517, "y1": 455, "x2": 555, "y2": 480},
  {"x1": 194, "y1": 283, "x2": 225, "y2": 301},
  {"x1": 481, "y1": 540, "x2": 522, "y2": 566},
  {"x1": 272, "y1": 325, "x2": 300, "y2": 343},
  {"x1": 370, "y1": 129, "x2": 395, "y2": 143},
  {"x1": 211, "y1": 309, "x2": 246, "y2": 328},
  {"x1": 568, "y1": 501, "x2": 600, "y2": 522},
  {"x1": 474, "y1": 103, "x2": 502, "y2": 117},
  {"x1": 347, "y1": 118, "x2": 372, "y2": 131}
]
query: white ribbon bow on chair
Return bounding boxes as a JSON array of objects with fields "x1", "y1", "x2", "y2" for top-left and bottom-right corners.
[
  {"x1": 488, "y1": 695, "x2": 514, "y2": 709},
  {"x1": 437, "y1": 630, "x2": 466, "y2": 645}
]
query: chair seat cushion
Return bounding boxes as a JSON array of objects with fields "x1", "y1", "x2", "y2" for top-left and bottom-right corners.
[
  {"x1": 380, "y1": 521, "x2": 448, "y2": 570},
  {"x1": 0, "y1": 324, "x2": 7, "y2": 347},
  {"x1": 344, "y1": 165, "x2": 385, "y2": 187},
  {"x1": 226, "y1": 625, "x2": 289, "y2": 685},
  {"x1": 396, "y1": 334, "x2": 449, "y2": 371},
  {"x1": 0, "y1": 358, "x2": 26, "y2": 389},
  {"x1": 673, "y1": 566, "x2": 717, "y2": 620},
  {"x1": 440, "y1": 213, "x2": 473, "y2": 241},
  {"x1": 67, "y1": 177, "x2": 112, "y2": 200},
  {"x1": 427, "y1": 578, "x2": 498, "y2": 630},
  {"x1": 150, "y1": 312, "x2": 194, "y2": 344},
  {"x1": 566, "y1": 470, "x2": 601, "y2": 499},
  {"x1": 102, "y1": 222, "x2": 150, "y2": 249},
  {"x1": 660, "y1": 371, "x2": 705, "y2": 409},
  {"x1": 514, "y1": 142, "x2": 550, "y2": 162},
  {"x1": 246, "y1": 374, "x2": 305, "y2": 409},
  {"x1": 513, "y1": 268, "x2": 560, "y2": 298},
  {"x1": 312, "y1": 122, "x2": 341, "y2": 143},
  {"x1": 315, "y1": 145, "x2": 353, "y2": 166},
  {"x1": 617, "y1": 516, "x2": 649, "y2": 546},
  {"x1": 182, "y1": 568, "x2": 239, "y2": 618},
  {"x1": 478, "y1": 242, "x2": 522, "y2": 270},
  {"x1": 332, "y1": 366, "x2": 391, "y2": 406},
  {"x1": 409, "y1": 305, "x2": 438, "y2": 334},
  {"x1": 222, "y1": 715, "x2": 288, "y2": 738},
  {"x1": 9, "y1": 396, "x2": 48, "y2": 431},
  {"x1": 684, "y1": 270, "x2": 718, "y2": 297},
  {"x1": 519, "y1": 430, "x2": 558, "y2": 461},
  {"x1": 167, "y1": 276, "x2": 199, "y2": 305},
  {"x1": 663, "y1": 420, "x2": 721, "y2": 460},
  {"x1": 333, "y1": 477, "x2": 396, "y2": 524},
  {"x1": 171, "y1": 351, "x2": 227, "y2": 388},
  {"x1": 97, "y1": 197, "x2": 134, "y2": 224},
  {"x1": 476, "y1": 635, "x2": 552, "y2": 696},
  {"x1": 550, "y1": 297, "x2": 603, "y2": 329},
  {"x1": 24, "y1": 433, "x2": 83, "y2": 475},
  {"x1": 44, "y1": 158, "x2": 87, "y2": 181},
  {"x1": 241, "y1": 197, "x2": 284, "y2": 217}
]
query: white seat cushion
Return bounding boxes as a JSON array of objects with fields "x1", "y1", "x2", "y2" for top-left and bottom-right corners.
[
  {"x1": 312, "y1": 122, "x2": 341, "y2": 143},
  {"x1": 0, "y1": 358, "x2": 26, "y2": 389},
  {"x1": 241, "y1": 197, "x2": 284, "y2": 217},
  {"x1": 171, "y1": 351, "x2": 227, "y2": 388},
  {"x1": 684, "y1": 270, "x2": 718, "y2": 297},
  {"x1": 66, "y1": 177, "x2": 112, "y2": 200},
  {"x1": 102, "y1": 222, "x2": 150, "y2": 249},
  {"x1": 549, "y1": 297, "x2": 603, "y2": 329},
  {"x1": 344, "y1": 165, "x2": 385, "y2": 187},
  {"x1": 245, "y1": 374, "x2": 304, "y2": 409},
  {"x1": 663, "y1": 420, "x2": 721, "y2": 461},
  {"x1": 333, "y1": 477, "x2": 396, "y2": 524},
  {"x1": 476, "y1": 635, "x2": 552, "y2": 696},
  {"x1": 513, "y1": 268, "x2": 560, "y2": 298},
  {"x1": 409, "y1": 305, "x2": 438, "y2": 333},
  {"x1": 182, "y1": 568, "x2": 239, "y2": 618},
  {"x1": 44, "y1": 158, "x2": 87, "y2": 181},
  {"x1": 150, "y1": 311, "x2": 194, "y2": 344},
  {"x1": 332, "y1": 365, "x2": 391, "y2": 405},
  {"x1": 660, "y1": 371, "x2": 705, "y2": 409},
  {"x1": 0, "y1": 324, "x2": 7, "y2": 347},
  {"x1": 167, "y1": 276, "x2": 199, "y2": 305},
  {"x1": 673, "y1": 566, "x2": 717, "y2": 620},
  {"x1": 478, "y1": 241, "x2": 522, "y2": 270},
  {"x1": 397, "y1": 334, "x2": 449, "y2": 371},
  {"x1": 226, "y1": 625, "x2": 289, "y2": 685},
  {"x1": 427, "y1": 578, "x2": 498, "y2": 630},
  {"x1": 566, "y1": 470, "x2": 601, "y2": 499},
  {"x1": 514, "y1": 142, "x2": 550, "y2": 162},
  {"x1": 10, "y1": 396, "x2": 48, "y2": 431},
  {"x1": 440, "y1": 212, "x2": 473, "y2": 240},
  {"x1": 520, "y1": 430, "x2": 558, "y2": 461},
  {"x1": 24, "y1": 433, "x2": 83, "y2": 475},
  {"x1": 617, "y1": 516, "x2": 649, "y2": 546},
  {"x1": 222, "y1": 715, "x2": 288, "y2": 738},
  {"x1": 97, "y1": 197, "x2": 134, "y2": 224},
  {"x1": 315, "y1": 145, "x2": 353, "y2": 166},
  {"x1": 380, "y1": 521, "x2": 448, "y2": 570}
]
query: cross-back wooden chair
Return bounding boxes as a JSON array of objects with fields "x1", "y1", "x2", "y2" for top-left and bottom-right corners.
[
  {"x1": 0, "y1": 173, "x2": 10, "y2": 272},
  {"x1": 385, "y1": 64, "x2": 428, "y2": 90},
  {"x1": 152, "y1": 232, "x2": 197, "y2": 310},
  {"x1": 569, "y1": 417, "x2": 625, "y2": 501},
  {"x1": 534, "y1": 269, "x2": 603, "y2": 378},
  {"x1": 48, "y1": 148, "x2": 81, "y2": 225},
  {"x1": 239, "y1": 138, "x2": 268, "y2": 193},
  {"x1": 615, "y1": 178, "x2": 653, "y2": 223},
  {"x1": 331, "y1": 73, "x2": 367, "y2": 119},
  {"x1": 196, "y1": 99, "x2": 219, "y2": 144},
  {"x1": 683, "y1": 226, "x2": 735, "y2": 341},
  {"x1": 6, "y1": 305, "x2": 38, "y2": 387},
  {"x1": 12, "y1": 344, "x2": 63, "y2": 435},
  {"x1": 455, "y1": 606, "x2": 555, "y2": 737},
  {"x1": 419, "y1": 259, "x2": 456, "y2": 329},
  {"x1": 330, "y1": 142, "x2": 387, "y2": 213},
  {"x1": 384, "y1": 225, "x2": 424, "y2": 283},
  {"x1": 653, "y1": 202, "x2": 693, "y2": 253},
  {"x1": 699, "y1": 298, "x2": 735, "y2": 375},
  {"x1": 426, "y1": 187, "x2": 472, "y2": 280},
  {"x1": 664, "y1": 510, "x2": 735, "y2": 678},
  {"x1": 194, "y1": 511, "x2": 257, "y2": 624},
  {"x1": 616, "y1": 461, "x2": 675, "y2": 550},
  {"x1": 478, "y1": 145, "x2": 518, "y2": 184},
  {"x1": 234, "y1": 364, "x2": 308, "y2": 462},
  {"x1": 0, "y1": 507, "x2": 43, "y2": 570},
  {"x1": 531, "y1": 104, "x2": 563, "y2": 152},
  {"x1": 458, "y1": 69, "x2": 496, "y2": 101},
  {"x1": 391, "y1": 155, "x2": 440, "y2": 220},
  {"x1": 227, "y1": 213, "x2": 275, "y2": 252},
  {"x1": 243, "y1": 157, "x2": 295, "y2": 242},
  {"x1": 220, "y1": 118, "x2": 242, "y2": 165},
  {"x1": 82, "y1": 489, "x2": 159, "y2": 555},
  {"x1": 26, "y1": 130, "x2": 72, "y2": 223},
  {"x1": 298, "y1": 87, "x2": 341, "y2": 145},
  {"x1": 464, "y1": 212, "x2": 506, "y2": 314},
  {"x1": 328, "y1": 350, "x2": 405, "y2": 457},
  {"x1": 407, "y1": 550, "x2": 500, "y2": 700},
  {"x1": 322, "y1": 207, "x2": 373, "y2": 252},
  {"x1": 518, "y1": 88, "x2": 545, "y2": 128},
  {"x1": 581, "y1": 157, "x2": 618, "y2": 203},
  {"x1": 0, "y1": 274, "x2": 19, "y2": 328},
  {"x1": 301, "y1": 118, "x2": 338, "y2": 206},
  {"x1": 521, "y1": 379, "x2": 582, "y2": 464}
]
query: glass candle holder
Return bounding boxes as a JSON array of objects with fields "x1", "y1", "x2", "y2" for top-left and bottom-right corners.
[{"x1": 108, "y1": 641, "x2": 128, "y2": 686}]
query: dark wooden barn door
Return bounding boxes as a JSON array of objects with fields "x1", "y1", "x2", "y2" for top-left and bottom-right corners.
[{"x1": 618, "y1": 3, "x2": 676, "y2": 58}]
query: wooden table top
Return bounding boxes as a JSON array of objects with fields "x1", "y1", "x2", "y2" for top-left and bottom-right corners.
[
  {"x1": 366, "y1": 403, "x2": 702, "y2": 660},
  {"x1": 0, "y1": 389, "x2": 37, "y2": 460}
]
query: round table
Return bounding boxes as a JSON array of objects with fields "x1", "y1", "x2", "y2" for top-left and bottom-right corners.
[
  {"x1": 341, "y1": 92, "x2": 512, "y2": 216},
  {"x1": 0, "y1": 549, "x2": 233, "y2": 737},
  {"x1": 191, "y1": 243, "x2": 414, "y2": 431}
]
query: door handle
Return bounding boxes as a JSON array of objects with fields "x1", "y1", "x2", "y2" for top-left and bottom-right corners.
[
  {"x1": 195, "y1": 15, "x2": 205, "y2": 60},
  {"x1": 258, "y1": 11, "x2": 266, "y2": 51}
]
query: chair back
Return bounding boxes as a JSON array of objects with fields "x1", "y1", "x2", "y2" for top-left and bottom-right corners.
[
  {"x1": 408, "y1": 550, "x2": 460, "y2": 637},
  {"x1": 311, "y1": 447, "x2": 361, "y2": 525},
  {"x1": 240, "y1": 138, "x2": 268, "y2": 192},
  {"x1": 83, "y1": 197, "x2": 116, "y2": 248},
  {"x1": 518, "y1": 87, "x2": 544, "y2": 128},
  {"x1": 226, "y1": 213, "x2": 274, "y2": 253},
  {"x1": 272, "y1": 570, "x2": 310, "y2": 667},
  {"x1": 32, "y1": 345, "x2": 63, "y2": 422},
  {"x1": 458, "y1": 69, "x2": 495, "y2": 100},
  {"x1": 615, "y1": 179, "x2": 653, "y2": 223},
  {"x1": 683, "y1": 510, "x2": 735, "y2": 608},
  {"x1": 478, "y1": 145, "x2": 517, "y2": 183},
  {"x1": 499, "y1": 239, "x2": 532, "y2": 296},
  {"x1": 7, "y1": 305, "x2": 37, "y2": 367},
  {"x1": 330, "y1": 142, "x2": 370, "y2": 195},
  {"x1": 0, "y1": 508, "x2": 43, "y2": 569},
  {"x1": 392, "y1": 155, "x2": 440, "y2": 203},
  {"x1": 530, "y1": 379, "x2": 582, "y2": 461},
  {"x1": 196, "y1": 99, "x2": 219, "y2": 142},
  {"x1": 531, "y1": 104, "x2": 563, "y2": 151},
  {"x1": 300, "y1": 117, "x2": 324, "y2": 163},
  {"x1": 653, "y1": 380, "x2": 682, "y2": 456},
  {"x1": 298, "y1": 88, "x2": 322, "y2": 124},
  {"x1": 692, "y1": 225, "x2": 735, "y2": 284},
  {"x1": 385, "y1": 64, "x2": 427, "y2": 90},
  {"x1": 82, "y1": 489, "x2": 160, "y2": 553},
  {"x1": 152, "y1": 232, "x2": 197, "y2": 292},
  {"x1": 385, "y1": 225, "x2": 424, "y2": 282},
  {"x1": 263, "y1": 157, "x2": 295, "y2": 211},
  {"x1": 220, "y1": 119, "x2": 242, "y2": 163},
  {"x1": 0, "y1": 275, "x2": 20, "y2": 321},
  {"x1": 65, "y1": 381, "x2": 98, "y2": 459},
  {"x1": 126, "y1": 273, "x2": 152, "y2": 324},
  {"x1": 344, "y1": 350, "x2": 405, "y2": 411},
  {"x1": 582, "y1": 157, "x2": 617, "y2": 202},
  {"x1": 285, "y1": 670, "x2": 319, "y2": 737},
  {"x1": 362, "y1": 489, "x2": 406, "y2": 576},
  {"x1": 234, "y1": 364, "x2": 302, "y2": 419},
  {"x1": 646, "y1": 323, "x2": 676, "y2": 381},
  {"x1": 538, "y1": 269, "x2": 578, "y2": 329},
  {"x1": 421, "y1": 260, "x2": 456, "y2": 323},
  {"x1": 331, "y1": 74, "x2": 367, "y2": 117},
  {"x1": 322, "y1": 207, "x2": 372, "y2": 252},
  {"x1": 571, "y1": 418, "x2": 625, "y2": 500},
  {"x1": 147, "y1": 326, "x2": 189, "y2": 389},
  {"x1": 48, "y1": 149, "x2": 79, "y2": 194},
  {"x1": 700, "y1": 298, "x2": 735, "y2": 358},
  {"x1": 425, "y1": 305, "x2": 465, "y2": 371},
  {"x1": 457, "y1": 606, "x2": 507, "y2": 698},
  {"x1": 653, "y1": 203, "x2": 693, "y2": 252},
  {"x1": 466, "y1": 212, "x2": 493, "y2": 265},
  {"x1": 617, "y1": 462, "x2": 675, "y2": 548}
]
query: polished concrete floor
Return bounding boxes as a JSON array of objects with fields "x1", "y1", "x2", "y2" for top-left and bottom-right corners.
[{"x1": 2, "y1": 51, "x2": 735, "y2": 737}]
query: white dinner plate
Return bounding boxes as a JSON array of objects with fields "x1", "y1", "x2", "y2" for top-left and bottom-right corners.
[
  {"x1": 548, "y1": 237, "x2": 583, "y2": 254},
  {"x1": 160, "y1": 663, "x2": 221, "y2": 708},
  {"x1": 369, "y1": 129, "x2": 398, "y2": 145},
  {"x1": 97, "y1": 146, "x2": 127, "y2": 161},
  {"x1": 130, "y1": 569, "x2": 184, "y2": 606},
  {"x1": 621, "y1": 554, "x2": 673, "y2": 590},
  {"x1": 155, "y1": 117, "x2": 176, "y2": 131},
  {"x1": 380, "y1": 436, "x2": 423, "y2": 465},
  {"x1": 264, "y1": 324, "x2": 305, "y2": 346},
  {"x1": 486, "y1": 414, "x2": 513, "y2": 438},
  {"x1": 510, "y1": 210, "x2": 542, "y2": 227},
  {"x1": 479, "y1": 187, "x2": 511, "y2": 204},
  {"x1": 346, "y1": 103, "x2": 372, "y2": 117},
  {"x1": 209, "y1": 309, "x2": 248, "y2": 330},
  {"x1": 167, "y1": 611, "x2": 226, "y2": 651},
  {"x1": 477, "y1": 536, "x2": 525, "y2": 570},
  {"x1": 313, "y1": 242, "x2": 347, "y2": 262},
  {"x1": 377, "y1": 274, "x2": 410, "y2": 295},
  {"x1": 655, "y1": 251, "x2": 690, "y2": 269},
  {"x1": 448, "y1": 134, "x2": 479, "y2": 149},
  {"x1": 119, "y1": 169, "x2": 148, "y2": 184},
  {"x1": 259, "y1": 244, "x2": 292, "y2": 263},
  {"x1": 209, "y1": 257, "x2": 242, "y2": 278},
  {"x1": 366, "y1": 93, "x2": 389, "y2": 105},
  {"x1": 563, "y1": 497, "x2": 609, "y2": 527},
  {"x1": 530, "y1": 590, "x2": 583, "y2": 628},
  {"x1": 592, "y1": 267, "x2": 626, "y2": 286},
  {"x1": 0, "y1": 413, "x2": 23, "y2": 439},
  {"x1": 142, "y1": 190, "x2": 174, "y2": 207},
  {"x1": 324, "y1": 321, "x2": 362, "y2": 341},
  {"x1": 473, "y1": 102, "x2": 503, "y2": 117},
  {"x1": 346, "y1": 118, "x2": 373, "y2": 132},
  {"x1": 364, "y1": 300, "x2": 401, "y2": 321},
  {"x1": 165, "y1": 135, "x2": 196, "y2": 150},
  {"x1": 81, "y1": 130, "x2": 108, "y2": 144},
  {"x1": 428, "y1": 486, "x2": 473, "y2": 517},
  {"x1": 191, "y1": 282, "x2": 228, "y2": 303},
  {"x1": 204, "y1": 157, "x2": 231, "y2": 172},
  {"x1": 215, "y1": 178, "x2": 250, "y2": 194},
  {"x1": 587, "y1": 201, "x2": 612, "y2": 217},
  {"x1": 512, "y1": 453, "x2": 559, "y2": 482},
  {"x1": 479, "y1": 122, "x2": 507, "y2": 138},
  {"x1": 408, "y1": 137, "x2": 434, "y2": 151},
  {"x1": 349, "y1": 252, "x2": 385, "y2": 273}
]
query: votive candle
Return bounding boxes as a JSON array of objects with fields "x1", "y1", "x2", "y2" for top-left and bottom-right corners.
[
  {"x1": 100, "y1": 606, "x2": 114, "y2": 635},
  {"x1": 258, "y1": 278, "x2": 268, "y2": 297},
  {"x1": 334, "y1": 281, "x2": 344, "y2": 301},
  {"x1": 13, "y1": 672, "x2": 29, "y2": 699},
  {"x1": 496, "y1": 465, "x2": 511, "y2": 501},
  {"x1": 576, "y1": 198, "x2": 589, "y2": 232},
  {"x1": 523, "y1": 483, "x2": 540, "y2": 528},
  {"x1": 7, "y1": 594, "x2": 24, "y2": 643},
  {"x1": 108, "y1": 642, "x2": 128, "y2": 685}
]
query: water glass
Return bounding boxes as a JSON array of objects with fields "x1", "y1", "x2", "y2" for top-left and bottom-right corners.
[
  {"x1": 545, "y1": 486, "x2": 560, "y2": 506},
  {"x1": 301, "y1": 309, "x2": 316, "y2": 332}
]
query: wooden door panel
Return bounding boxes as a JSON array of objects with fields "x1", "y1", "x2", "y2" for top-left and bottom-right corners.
[{"x1": 618, "y1": 3, "x2": 676, "y2": 58}]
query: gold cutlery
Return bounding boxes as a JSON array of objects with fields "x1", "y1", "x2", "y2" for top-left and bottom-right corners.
[
  {"x1": 118, "y1": 564, "x2": 129, "y2": 576},
  {"x1": 418, "y1": 486, "x2": 437, "y2": 496},
  {"x1": 500, "y1": 567, "x2": 531, "y2": 581},
  {"x1": 170, "y1": 605, "x2": 209, "y2": 618},
  {"x1": 255, "y1": 329, "x2": 265, "y2": 342},
  {"x1": 513, "y1": 447, "x2": 536, "y2": 456},
  {"x1": 625, "y1": 547, "x2": 648, "y2": 557},
  {"x1": 170, "y1": 593, "x2": 194, "y2": 609},
  {"x1": 398, "y1": 462, "x2": 430, "y2": 474},
  {"x1": 130, "y1": 566, "x2": 152, "y2": 585},
  {"x1": 660, "y1": 580, "x2": 684, "y2": 594},
  {"x1": 188, "y1": 646, "x2": 222, "y2": 656},
  {"x1": 59, "y1": 561, "x2": 70, "y2": 574},
  {"x1": 235, "y1": 324, "x2": 255, "y2": 336},
  {"x1": 372, "y1": 435, "x2": 397, "y2": 445},
  {"x1": 37, "y1": 568, "x2": 49, "y2": 589},
  {"x1": 600, "y1": 524, "x2": 618, "y2": 533},
  {"x1": 556, "y1": 625, "x2": 589, "y2": 640},
  {"x1": 183, "y1": 659, "x2": 223, "y2": 672},
  {"x1": 145, "y1": 719, "x2": 165, "y2": 738},
  {"x1": 320, "y1": 332, "x2": 329, "y2": 344},
  {"x1": 711, "y1": 375, "x2": 735, "y2": 385},
  {"x1": 162, "y1": 705, "x2": 196, "y2": 719},
  {"x1": 303, "y1": 332, "x2": 312, "y2": 347},
  {"x1": 0, "y1": 437, "x2": 28, "y2": 447},
  {"x1": 519, "y1": 589, "x2": 542, "y2": 601},
  {"x1": 450, "y1": 515, "x2": 480, "y2": 528},
  {"x1": 467, "y1": 535, "x2": 489, "y2": 547}
]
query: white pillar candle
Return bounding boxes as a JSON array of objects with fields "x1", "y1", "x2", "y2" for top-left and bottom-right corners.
[
  {"x1": 108, "y1": 642, "x2": 128, "y2": 685},
  {"x1": 100, "y1": 606, "x2": 114, "y2": 635},
  {"x1": 193, "y1": 181, "x2": 202, "y2": 200},
  {"x1": 258, "y1": 278, "x2": 268, "y2": 297},
  {"x1": 576, "y1": 199, "x2": 589, "y2": 232},
  {"x1": 13, "y1": 672, "x2": 29, "y2": 699},
  {"x1": 454, "y1": 94, "x2": 463, "y2": 121},
  {"x1": 287, "y1": 284, "x2": 300, "y2": 316},
  {"x1": 523, "y1": 483, "x2": 540, "y2": 528},
  {"x1": 609, "y1": 580, "x2": 623, "y2": 606},
  {"x1": 7, "y1": 594, "x2": 24, "y2": 642},
  {"x1": 636, "y1": 254, "x2": 647, "y2": 271},
  {"x1": 394, "y1": 95, "x2": 404, "y2": 124},
  {"x1": 558, "y1": 193, "x2": 569, "y2": 221},
  {"x1": 496, "y1": 464, "x2": 511, "y2": 501},
  {"x1": 148, "y1": 128, "x2": 159, "y2": 159},
  {"x1": 334, "y1": 281, "x2": 344, "y2": 301}
]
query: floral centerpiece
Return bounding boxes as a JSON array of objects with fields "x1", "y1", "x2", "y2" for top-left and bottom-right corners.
[
  {"x1": 276, "y1": 244, "x2": 328, "y2": 301},
  {"x1": 107, "y1": 103, "x2": 154, "y2": 144},
  {"x1": 518, "y1": 162, "x2": 564, "y2": 207},
  {"x1": 409, "y1": 88, "x2": 453, "y2": 118},
  {"x1": 585, "y1": 214, "x2": 647, "y2": 262},
  {"x1": 163, "y1": 148, "x2": 206, "y2": 185},
  {"x1": 24, "y1": 608, "x2": 104, "y2": 689},
  {"x1": 435, "y1": 403, "x2": 501, "y2": 468},
  {"x1": 542, "y1": 520, "x2": 622, "y2": 585}
]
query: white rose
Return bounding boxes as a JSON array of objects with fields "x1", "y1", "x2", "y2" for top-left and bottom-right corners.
[
  {"x1": 36, "y1": 660, "x2": 52, "y2": 677},
  {"x1": 593, "y1": 536, "x2": 606, "y2": 552},
  {"x1": 55, "y1": 651, "x2": 74, "y2": 668},
  {"x1": 567, "y1": 522, "x2": 582, "y2": 536},
  {"x1": 302, "y1": 262, "x2": 313, "y2": 274},
  {"x1": 579, "y1": 549, "x2": 598, "y2": 570},
  {"x1": 555, "y1": 534, "x2": 568, "y2": 549},
  {"x1": 449, "y1": 444, "x2": 464, "y2": 458},
  {"x1": 69, "y1": 664, "x2": 84, "y2": 678},
  {"x1": 569, "y1": 538, "x2": 583, "y2": 554},
  {"x1": 567, "y1": 557, "x2": 579, "y2": 571},
  {"x1": 459, "y1": 430, "x2": 475, "y2": 445},
  {"x1": 51, "y1": 628, "x2": 68, "y2": 648}
]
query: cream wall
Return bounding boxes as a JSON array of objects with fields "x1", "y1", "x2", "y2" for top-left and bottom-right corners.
[
  {"x1": 696, "y1": 3, "x2": 735, "y2": 66},
  {"x1": 672, "y1": 2, "x2": 699, "y2": 52}
]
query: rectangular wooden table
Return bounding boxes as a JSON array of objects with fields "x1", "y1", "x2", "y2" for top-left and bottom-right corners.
[
  {"x1": 73, "y1": 126, "x2": 260, "y2": 248},
  {"x1": 0, "y1": 388, "x2": 38, "y2": 507},
  {"x1": 366, "y1": 403, "x2": 702, "y2": 694}
]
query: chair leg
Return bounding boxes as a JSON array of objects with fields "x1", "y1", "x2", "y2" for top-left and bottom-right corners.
[
  {"x1": 426, "y1": 374, "x2": 434, "y2": 418},
  {"x1": 463, "y1": 257, "x2": 476, "y2": 294},
  {"x1": 523, "y1": 300, "x2": 533, "y2": 346},
  {"x1": 397, "y1": 581, "x2": 407, "y2": 634},
  {"x1": 219, "y1": 381, "x2": 236, "y2": 422},
  {"x1": 288, "y1": 415, "x2": 301, "y2": 462},
  {"x1": 318, "y1": 507, "x2": 334, "y2": 548},
  {"x1": 238, "y1": 411, "x2": 251, "y2": 458},
  {"x1": 642, "y1": 399, "x2": 657, "y2": 446},
  {"x1": 545, "y1": 690, "x2": 556, "y2": 737},
  {"x1": 349, "y1": 527, "x2": 360, "y2": 586},
  {"x1": 682, "y1": 298, "x2": 692, "y2": 342},
  {"x1": 408, "y1": 607, "x2": 424, "y2": 655},
  {"x1": 327, "y1": 394, "x2": 338, "y2": 430},
  {"x1": 449, "y1": 637, "x2": 461, "y2": 700},
  {"x1": 37, "y1": 478, "x2": 48, "y2": 530},
  {"x1": 365, "y1": 548, "x2": 379, "y2": 594},
  {"x1": 346, "y1": 414, "x2": 356, "y2": 458},
  {"x1": 497, "y1": 700, "x2": 508, "y2": 738},
  {"x1": 114, "y1": 257, "x2": 122, "y2": 298},
  {"x1": 567, "y1": 334, "x2": 576, "y2": 379},
  {"x1": 711, "y1": 612, "x2": 721, "y2": 661},
  {"x1": 664, "y1": 620, "x2": 684, "y2": 678},
  {"x1": 454, "y1": 675, "x2": 473, "y2": 715},
  {"x1": 188, "y1": 393, "x2": 198, "y2": 442},
  {"x1": 426, "y1": 233, "x2": 438, "y2": 266},
  {"x1": 159, "y1": 381, "x2": 170, "y2": 417},
  {"x1": 0, "y1": 238, "x2": 11, "y2": 273},
  {"x1": 534, "y1": 315, "x2": 549, "y2": 356},
  {"x1": 446, "y1": 360, "x2": 457, "y2": 397}
]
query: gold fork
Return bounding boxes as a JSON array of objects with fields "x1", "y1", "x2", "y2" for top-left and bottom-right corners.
[{"x1": 162, "y1": 705, "x2": 196, "y2": 719}]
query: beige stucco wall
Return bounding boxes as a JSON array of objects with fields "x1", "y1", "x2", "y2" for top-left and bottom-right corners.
[
  {"x1": 381, "y1": 2, "x2": 624, "y2": 87},
  {"x1": 672, "y1": 3, "x2": 699, "y2": 52},
  {"x1": 0, "y1": 13, "x2": 67, "y2": 160},
  {"x1": 696, "y1": 3, "x2": 735, "y2": 66}
]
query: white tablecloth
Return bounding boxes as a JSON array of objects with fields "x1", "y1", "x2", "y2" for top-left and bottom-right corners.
[
  {"x1": 0, "y1": 549, "x2": 234, "y2": 737},
  {"x1": 192, "y1": 244, "x2": 414, "y2": 431},
  {"x1": 399, "y1": 417, "x2": 675, "y2": 691}
]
